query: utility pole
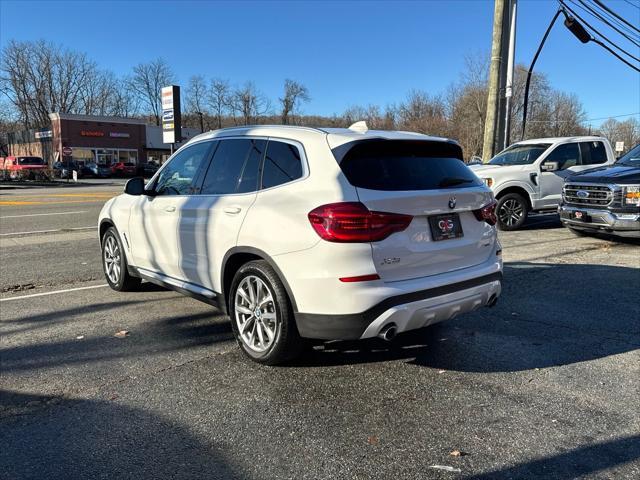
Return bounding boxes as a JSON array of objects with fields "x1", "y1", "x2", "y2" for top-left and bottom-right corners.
[
  {"x1": 482, "y1": 0, "x2": 508, "y2": 162},
  {"x1": 503, "y1": 0, "x2": 517, "y2": 150}
]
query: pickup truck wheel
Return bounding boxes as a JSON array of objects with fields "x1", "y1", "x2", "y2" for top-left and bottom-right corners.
[
  {"x1": 229, "y1": 260, "x2": 305, "y2": 365},
  {"x1": 496, "y1": 193, "x2": 528, "y2": 231},
  {"x1": 102, "y1": 227, "x2": 141, "y2": 291}
]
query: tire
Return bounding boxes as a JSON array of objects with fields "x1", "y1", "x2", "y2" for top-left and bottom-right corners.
[
  {"x1": 229, "y1": 260, "x2": 304, "y2": 365},
  {"x1": 496, "y1": 193, "x2": 529, "y2": 231},
  {"x1": 101, "y1": 226, "x2": 141, "y2": 291}
]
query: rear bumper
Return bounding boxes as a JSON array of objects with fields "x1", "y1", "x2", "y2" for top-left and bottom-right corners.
[
  {"x1": 295, "y1": 272, "x2": 502, "y2": 340},
  {"x1": 559, "y1": 205, "x2": 640, "y2": 237}
]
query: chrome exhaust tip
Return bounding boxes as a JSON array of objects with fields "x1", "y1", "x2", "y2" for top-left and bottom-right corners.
[
  {"x1": 377, "y1": 324, "x2": 398, "y2": 341},
  {"x1": 487, "y1": 295, "x2": 498, "y2": 308}
]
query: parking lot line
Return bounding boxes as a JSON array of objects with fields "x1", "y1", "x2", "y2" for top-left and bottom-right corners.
[
  {"x1": 0, "y1": 210, "x2": 87, "y2": 219},
  {"x1": 0, "y1": 226, "x2": 98, "y2": 237},
  {"x1": 0, "y1": 284, "x2": 109, "y2": 302}
]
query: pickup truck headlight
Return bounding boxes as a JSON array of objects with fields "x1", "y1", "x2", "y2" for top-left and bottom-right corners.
[
  {"x1": 483, "y1": 178, "x2": 493, "y2": 188},
  {"x1": 624, "y1": 186, "x2": 640, "y2": 206}
]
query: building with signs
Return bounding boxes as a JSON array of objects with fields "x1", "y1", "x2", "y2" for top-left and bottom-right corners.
[{"x1": 3, "y1": 113, "x2": 199, "y2": 167}]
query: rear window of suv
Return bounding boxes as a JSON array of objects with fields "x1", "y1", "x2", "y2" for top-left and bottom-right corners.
[{"x1": 338, "y1": 140, "x2": 481, "y2": 191}]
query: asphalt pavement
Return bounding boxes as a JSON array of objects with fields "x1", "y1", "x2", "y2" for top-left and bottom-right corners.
[{"x1": 1, "y1": 183, "x2": 639, "y2": 480}]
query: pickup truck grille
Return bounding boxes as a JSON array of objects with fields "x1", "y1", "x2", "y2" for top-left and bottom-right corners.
[{"x1": 563, "y1": 184, "x2": 613, "y2": 206}]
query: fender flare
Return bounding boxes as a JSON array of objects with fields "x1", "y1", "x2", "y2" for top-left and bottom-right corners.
[{"x1": 221, "y1": 246, "x2": 299, "y2": 313}]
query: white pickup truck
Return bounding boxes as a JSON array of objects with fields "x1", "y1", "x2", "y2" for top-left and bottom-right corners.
[{"x1": 470, "y1": 137, "x2": 616, "y2": 230}]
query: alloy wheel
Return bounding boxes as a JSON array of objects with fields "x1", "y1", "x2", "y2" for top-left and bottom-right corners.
[
  {"x1": 103, "y1": 235, "x2": 121, "y2": 284},
  {"x1": 498, "y1": 198, "x2": 524, "y2": 227},
  {"x1": 234, "y1": 275, "x2": 279, "y2": 353}
]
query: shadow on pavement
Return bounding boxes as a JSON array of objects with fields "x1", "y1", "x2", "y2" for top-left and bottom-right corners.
[
  {"x1": 461, "y1": 434, "x2": 640, "y2": 479},
  {"x1": 293, "y1": 261, "x2": 639, "y2": 371},
  {"x1": 0, "y1": 390, "x2": 245, "y2": 480}
]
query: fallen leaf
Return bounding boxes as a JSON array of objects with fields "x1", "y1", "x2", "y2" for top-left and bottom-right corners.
[
  {"x1": 450, "y1": 449, "x2": 467, "y2": 457},
  {"x1": 367, "y1": 435, "x2": 379, "y2": 445},
  {"x1": 429, "y1": 465, "x2": 461, "y2": 473},
  {"x1": 109, "y1": 394, "x2": 119, "y2": 401},
  {"x1": 114, "y1": 330, "x2": 129, "y2": 338}
]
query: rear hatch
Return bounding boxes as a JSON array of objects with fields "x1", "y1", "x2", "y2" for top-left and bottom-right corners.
[{"x1": 336, "y1": 139, "x2": 495, "y2": 282}]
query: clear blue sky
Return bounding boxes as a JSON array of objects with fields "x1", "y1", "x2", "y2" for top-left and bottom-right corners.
[{"x1": 1, "y1": 0, "x2": 638, "y2": 126}]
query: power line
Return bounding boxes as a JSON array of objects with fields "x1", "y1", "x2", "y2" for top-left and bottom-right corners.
[
  {"x1": 622, "y1": 0, "x2": 639, "y2": 11},
  {"x1": 592, "y1": 0, "x2": 640, "y2": 34},
  {"x1": 526, "y1": 112, "x2": 640, "y2": 124},
  {"x1": 559, "y1": 0, "x2": 640, "y2": 67},
  {"x1": 571, "y1": 0, "x2": 640, "y2": 48},
  {"x1": 586, "y1": 0, "x2": 640, "y2": 39}
]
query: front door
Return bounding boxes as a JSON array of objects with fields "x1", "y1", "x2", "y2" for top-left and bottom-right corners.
[
  {"x1": 177, "y1": 138, "x2": 265, "y2": 292},
  {"x1": 128, "y1": 141, "x2": 214, "y2": 280},
  {"x1": 538, "y1": 143, "x2": 582, "y2": 209}
]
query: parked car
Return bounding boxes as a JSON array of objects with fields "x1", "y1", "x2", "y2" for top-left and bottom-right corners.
[
  {"x1": 99, "y1": 124, "x2": 503, "y2": 365},
  {"x1": 0, "y1": 156, "x2": 48, "y2": 180},
  {"x1": 140, "y1": 162, "x2": 159, "y2": 178},
  {"x1": 559, "y1": 143, "x2": 640, "y2": 238},
  {"x1": 111, "y1": 162, "x2": 137, "y2": 177},
  {"x1": 82, "y1": 162, "x2": 111, "y2": 178},
  {"x1": 470, "y1": 137, "x2": 616, "y2": 230},
  {"x1": 53, "y1": 161, "x2": 81, "y2": 179}
]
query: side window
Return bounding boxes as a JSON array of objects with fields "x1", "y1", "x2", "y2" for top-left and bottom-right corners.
[
  {"x1": 153, "y1": 142, "x2": 212, "y2": 196},
  {"x1": 580, "y1": 141, "x2": 608, "y2": 165},
  {"x1": 200, "y1": 139, "x2": 265, "y2": 195},
  {"x1": 544, "y1": 143, "x2": 580, "y2": 170},
  {"x1": 262, "y1": 140, "x2": 303, "y2": 189}
]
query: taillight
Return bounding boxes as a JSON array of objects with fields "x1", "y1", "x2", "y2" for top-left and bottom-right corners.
[
  {"x1": 308, "y1": 202, "x2": 413, "y2": 242},
  {"x1": 473, "y1": 200, "x2": 497, "y2": 226}
]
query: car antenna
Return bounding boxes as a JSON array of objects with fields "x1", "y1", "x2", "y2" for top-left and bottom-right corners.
[{"x1": 348, "y1": 121, "x2": 368, "y2": 133}]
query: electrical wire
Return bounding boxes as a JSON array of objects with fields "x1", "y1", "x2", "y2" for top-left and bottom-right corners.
[
  {"x1": 572, "y1": 0, "x2": 640, "y2": 47},
  {"x1": 526, "y1": 112, "x2": 640, "y2": 124},
  {"x1": 622, "y1": 0, "x2": 639, "y2": 11},
  {"x1": 586, "y1": 0, "x2": 640, "y2": 39},
  {"x1": 592, "y1": 0, "x2": 640, "y2": 34},
  {"x1": 559, "y1": 0, "x2": 640, "y2": 65}
]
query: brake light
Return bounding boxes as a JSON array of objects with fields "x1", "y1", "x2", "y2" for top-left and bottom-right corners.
[
  {"x1": 473, "y1": 200, "x2": 497, "y2": 226},
  {"x1": 339, "y1": 274, "x2": 380, "y2": 282},
  {"x1": 308, "y1": 202, "x2": 413, "y2": 242}
]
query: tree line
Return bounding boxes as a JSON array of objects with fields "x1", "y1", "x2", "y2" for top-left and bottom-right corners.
[{"x1": 1, "y1": 40, "x2": 638, "y2": 159}]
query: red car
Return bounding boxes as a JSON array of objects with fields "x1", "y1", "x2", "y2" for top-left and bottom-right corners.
[
  {"x1": 0, "y1": 156, "x2": 48, "y2": 179},
  {"x1": 111, "y1": 162, "x2": 137, "y2": 177}
]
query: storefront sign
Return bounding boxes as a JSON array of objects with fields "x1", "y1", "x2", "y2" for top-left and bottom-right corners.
[
  {"x1": 161, "y1": 85, "x2": 182, "y2": 144},
  {"x1": 109, "y1": 132, "x2": 130, "y2": 138},
  {"x1": 35, "y1": 130, "x2": 53, "y2": 139},
  {"x1": 80, "y1": 130, "x2": 105, "y2": 137}
]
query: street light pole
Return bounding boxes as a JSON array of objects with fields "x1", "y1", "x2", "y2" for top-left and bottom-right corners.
[
  {"x1": 521, "y1": 8, "x2": 563, "y2": 141},
  {"x1": 503, "y1": 0, "x2": 517, "y2": 150}
]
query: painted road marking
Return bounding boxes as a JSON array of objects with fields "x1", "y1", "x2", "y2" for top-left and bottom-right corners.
[
  {"x1": 0, "y1": 210, "x2": 87, "y2": 219},
  {"x1": 0, "y1": 199, "x2": 113, "y2": 206},
  {"x1": 0, "y1": 226, "x2": 98, "y2": 237},
  {"x1": 0, "y1": 284, "x2": 109, "y2": 303}
]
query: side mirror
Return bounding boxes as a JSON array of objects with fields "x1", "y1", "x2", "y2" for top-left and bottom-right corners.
[
  {"x1": 124, "y1": 177, "x2": 145, "y2": 196},
  {"x1": 541, "y1": 161, "x2": 559, "y2": 172}
]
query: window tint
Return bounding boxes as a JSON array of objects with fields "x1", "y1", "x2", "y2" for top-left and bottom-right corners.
[
  {"x1": 579, "y1": 141, "x2": 608, "y2": 165},
  {"x1": 18, "y1": 157, "x2": 45, "y2": 165},
  {"x1": 262, "y1": 141, "x2": 303, "y2": 189},
  {"x1": 544, "y1": 143, "x2": 580, "y2": 170},
  {"x1": 338, "y1": 140, "x2": 481, "y2": 191},
  {"x1": 154, "y1": 142, "x2": 212, "y2": 196},
  {"x1": 201, "y1": 139, "x2": 265, "y2": 195}
]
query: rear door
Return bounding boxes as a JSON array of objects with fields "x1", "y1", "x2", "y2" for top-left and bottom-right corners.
[
  {"x1": 177, "y1": 138, "x2": 265, "y2": 291},
  {"x1": 338, "y1": 140, "x2": 496, "y2": 282}
]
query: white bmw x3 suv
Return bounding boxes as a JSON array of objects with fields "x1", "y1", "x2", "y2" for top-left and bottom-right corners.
[{"x1": 99, "y1": 124, "x2": 503, "y2": 364}]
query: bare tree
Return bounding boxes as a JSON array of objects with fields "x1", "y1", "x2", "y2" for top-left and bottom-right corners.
[
  {"x1": 280, "y1": 79, "x2": 310, "y2": 125},
  {"x1": 231, "y1": 82, "x2": 271, "y2": 125},
  {"x1": 396, "y1": 90, "x2": 449, "y2": 137},
  {"x1": 208, "y1": 78, "x2": 230, "y2": 129},
  {"x1": 0, "y1": 40, "x2": 100, "y2": 128},
  {"x1": 598, "y1": 117, "x2": 640, "y2": 154},
  {"x1": 128, "y1": 58, "x2": 175, "y2": 126}
]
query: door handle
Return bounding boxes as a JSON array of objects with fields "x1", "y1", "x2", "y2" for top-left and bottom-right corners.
[
  {"x1": 164, "y1": 206, "x2": 176, "y2": 212},
  {"x1": 224, "y1": 206, "x2": 242, "y2": 215}
]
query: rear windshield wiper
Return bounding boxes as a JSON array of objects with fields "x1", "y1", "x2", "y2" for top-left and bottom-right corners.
[{"x1": 438, "y1": 177, "x2": 474, "y2": 188}]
